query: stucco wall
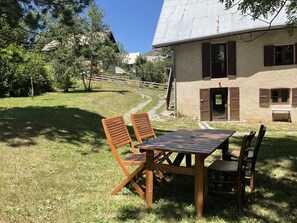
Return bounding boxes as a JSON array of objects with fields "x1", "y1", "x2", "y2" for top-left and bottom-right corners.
[{"x1": 173, "y1": 29, "x2": 297, "y2": 122}]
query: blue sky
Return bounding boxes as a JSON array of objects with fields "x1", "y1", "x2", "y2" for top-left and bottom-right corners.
[{"x1": 95, "y1": 0, "x2": 163, "y2": 54}]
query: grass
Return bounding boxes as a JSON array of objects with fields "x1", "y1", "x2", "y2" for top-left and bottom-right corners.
[{"x1": 0, "y1": 81, "x2": 297, "y2": 222}]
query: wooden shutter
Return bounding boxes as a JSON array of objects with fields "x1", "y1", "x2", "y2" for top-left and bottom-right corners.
[
  {"x1": 229, "y1": 87, "x2": 240, "y2": 121},
  {"x1": 227, "y1": 41, "x2": 237, "y2": 77},
  {"x1": 259, "y1": 88, "x2": 270, "y2": 108},
  {"x1": 202, "y1": 42, "x2": 211, "y2": 79},
  {"x1": 264, "y1": 45, "x2": 274, "y2": 66},
  {"x1": 200, "y1": 89, "x2": 210, "y2": 121},
  {"x1": 292, "y1": 88, "x2": 297, "y2": 106},
  {"x1": 295, "y1": 43, "x2": 297, "y2": 64}
]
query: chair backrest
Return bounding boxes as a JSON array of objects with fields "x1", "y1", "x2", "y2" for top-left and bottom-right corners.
[
  {"x1": 237, "y1": 131, "x2": 256, "y2": 180},
  {"x1": 102, "y1": 116, "x2": 137, "y2": 155},
  {"x1": 130, "y1": 112, "x2": 156, "y2": 143},
  {"x1": 251, "y1": 125, "x2": 266, "y2": 167}
]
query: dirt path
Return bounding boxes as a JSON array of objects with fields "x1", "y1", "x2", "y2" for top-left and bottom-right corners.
[{"x1": 124, "y1": 93, "x2": 165, "y2": 122}]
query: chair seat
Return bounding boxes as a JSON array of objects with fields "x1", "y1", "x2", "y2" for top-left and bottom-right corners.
[
  {"x1": 123, "y1": 152, "x2": 161, "y2": 165},
  {"x1": 226, "y1": 148, "x2": 254, "y2": 159},
  {"x1": 208, "y1": 160, "x2": 238, "y2": 173}
]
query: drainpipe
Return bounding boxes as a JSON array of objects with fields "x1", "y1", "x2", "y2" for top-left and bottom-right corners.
[{"x1": 173, "y1": 50, "x2": 177, "y2": 117}]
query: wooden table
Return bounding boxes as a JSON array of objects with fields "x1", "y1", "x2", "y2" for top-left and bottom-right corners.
[{"x1": 135, "y1": 129, "x2": 235, "y2": 217}]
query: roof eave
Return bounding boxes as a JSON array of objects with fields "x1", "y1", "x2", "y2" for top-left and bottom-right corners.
[{"x1": 153, "y1": 25, "x2": 286, "y2": 49}]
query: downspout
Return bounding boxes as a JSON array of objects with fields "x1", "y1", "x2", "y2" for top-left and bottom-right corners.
[{"x1": 173, "y1": 49, "x2": 177, "y2": 117}]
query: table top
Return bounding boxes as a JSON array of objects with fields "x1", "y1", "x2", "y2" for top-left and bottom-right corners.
[{"x1": 135, "y1": 129, "x2": 235, "y2": 155}]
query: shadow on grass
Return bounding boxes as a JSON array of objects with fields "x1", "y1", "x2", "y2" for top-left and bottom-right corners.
[
  {"x1": 0, "y1": 106, "x2": 106, "y2": 150},
  {"x1": 114, "y1": 134, "x2": 297, "y2": 222}
]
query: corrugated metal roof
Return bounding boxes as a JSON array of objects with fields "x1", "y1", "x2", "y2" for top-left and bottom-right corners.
[{"x1": 153, "y1": 0, "x2": 287, "y2": 48}]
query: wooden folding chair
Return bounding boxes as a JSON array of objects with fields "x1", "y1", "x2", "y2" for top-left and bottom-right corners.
[
  {"x1": 130, "y1": 112, "x2": 172, "y2": 165},
  {"x1": 207, "y1": 131, "x2": 256, "y2": 212},
  {"x1": 102, "y1": 116, "x2": 161, "y2": 199},
  {"x1": 224, "y1": 125, "x2": 266, "y2": 192}
]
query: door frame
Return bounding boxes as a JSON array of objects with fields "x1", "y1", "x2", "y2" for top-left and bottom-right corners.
[{"x1": 210, "y1": 88, "x2": 228, "y2": 121}]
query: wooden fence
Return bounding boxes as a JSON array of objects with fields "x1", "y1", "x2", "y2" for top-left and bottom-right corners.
[{"x1": 91, "y1": 75, "x2": 167, "y2": 90}]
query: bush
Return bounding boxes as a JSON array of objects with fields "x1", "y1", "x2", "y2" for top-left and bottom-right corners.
[{"x1": 0, "y1": 45, "x2": 52, "y2": 97}]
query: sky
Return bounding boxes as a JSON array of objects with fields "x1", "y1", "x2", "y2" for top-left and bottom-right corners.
[{"x1": 95, "y1": 0, "x2": 163, "y2": 54}]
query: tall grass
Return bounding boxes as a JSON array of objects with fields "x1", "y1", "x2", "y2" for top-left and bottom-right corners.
[{"x1": 0, "y1": 82, "x2": 296, "y2": 222}]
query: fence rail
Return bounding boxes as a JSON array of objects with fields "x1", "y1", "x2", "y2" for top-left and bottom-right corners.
[{"x1": 91, "y1": 75, "x2": 167, "y2": 90}]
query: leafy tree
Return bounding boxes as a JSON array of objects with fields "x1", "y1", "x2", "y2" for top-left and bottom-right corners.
[
  {"x1": 75, "y1": 3, "x2": 119, "y2": 91},
  {"x1": 134, "y1": 48, "x2": 173, "y2": 83},
  {"x1": 43, "y1": 2, "x2": 119, "y2": 92},
  {"x1": 0, "y1": 0, "x2": 93, "y2": 47},
  {"x1": 0, "y1": 45, "x2": 51, "y2": 97},
  {"x1": 219, "y1": 0, "x2": 297, "y2": 28}
]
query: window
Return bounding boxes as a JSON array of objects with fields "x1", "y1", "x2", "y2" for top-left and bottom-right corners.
[
  {"x1": 202, "y1": 41, "x2": 236, "y2": 79},
  {"x1": 211, "y1": 44, "x2": 226, "y2": 78},
  {"x1": 264, "y1": 44, "x2": 297, "y2": 66},
  {"x1": 271, "y1": 89, "x2": 289, "y2": 104},
  {"x1": 275, "y1": 45, "x2": 294, "y2": 65}
]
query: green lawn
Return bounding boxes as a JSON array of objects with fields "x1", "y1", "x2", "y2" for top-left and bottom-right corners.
[{"x1": 1, "y1": 82, "x2": 297, "y2": 222}]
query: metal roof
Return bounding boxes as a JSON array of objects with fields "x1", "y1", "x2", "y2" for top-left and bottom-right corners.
[{"x1": 153, "y1": 0, "x2": 288, "y2": 48}]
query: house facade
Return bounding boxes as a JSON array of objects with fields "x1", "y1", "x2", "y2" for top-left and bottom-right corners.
[{"x1": 153, "y1": 0, "x2": 297, "y2": 122}]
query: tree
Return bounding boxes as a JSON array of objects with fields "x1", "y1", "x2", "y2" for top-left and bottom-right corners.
[
  {"x1": 43, "y1": 2, "x2": 119, "y2": 92},
  {"x1": 219, "y1": 0, "x2": 297, "y2": 28},
  {"x1": 0, "y1": 44, "x2": 51, "y2": 97},
  {"x1": 0, "y1": 0, "x2": 92, "y2": 47},
  {"x1": 76, "y1": 3, "x2": 119, "y2": 91}
]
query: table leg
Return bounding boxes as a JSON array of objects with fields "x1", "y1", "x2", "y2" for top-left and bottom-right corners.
[
  {"x1": 221, "y1": 139, "x2": 230, "y2": 161},
  {"x1": 146, "y1": 150, "x2": 154, "y2": 207},
  {"x1": 195, "y1": 155, "x2": 204, "y2": 217}
]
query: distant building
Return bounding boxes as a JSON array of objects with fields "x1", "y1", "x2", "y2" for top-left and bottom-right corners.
[{"x1": 126, "y1": 52, "x2": 140, "y2": 65}]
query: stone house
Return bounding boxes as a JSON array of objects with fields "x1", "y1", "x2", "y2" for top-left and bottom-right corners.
[{"x1": 153, "y1": 0, "x2": 297, "y2": 122}]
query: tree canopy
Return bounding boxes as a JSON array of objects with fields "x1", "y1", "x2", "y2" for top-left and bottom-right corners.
[
  {"x1": 219, "y1": 0, "x2": 297, "y2": 27},
  {"x1": 0, "y1": 0, "x2": 93, "y2": 47}
]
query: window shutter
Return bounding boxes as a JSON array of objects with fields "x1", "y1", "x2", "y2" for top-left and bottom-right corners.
[
  {"x1": 200, "y1": 89, "x2": 211, "y2": 121},
  {"x1": 292, "y1": 88, "x2": 297, "y2": 106},
  {"x1": 227, "y1": 41, "x2": 236, "y2": 77},
  {"x1": 229, "y1": 87, "x2": 240, "y2": 121},
  {"x1": 264, "y1": 45, "x2": 274, "y2": 66},
  {"x1": 259, "y1": 88, "x2": 270, "y2": 108},
  {"x1": 202, "y1": 42, "x2": 211, "y2": 79},
  {"x1": 295, "y1": 43, "x2": 297, "y2": 64}
]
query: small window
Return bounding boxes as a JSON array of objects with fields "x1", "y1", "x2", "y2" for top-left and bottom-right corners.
[
  {"x1": 211, "y1": 44, "x2": 226, "y2": 78},
  {"x1": 274, "y1": 45, "x2": 294, "y2": 65},
  {"x1": 215, "y1": 94, "x2": 222, "y2": 105},
  {"x1": 271, "y1": 89, "x2": 289, "y2": 104}
]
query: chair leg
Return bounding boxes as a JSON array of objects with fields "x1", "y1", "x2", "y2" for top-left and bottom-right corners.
[
  {"x1": 111, "y1": 164, "x2": 146, "y2": 199},
  {"x1": 250, "y1": 170, "x2": 255, "y2": 193},
  {"x1": 238, "y1": 185, "x2": 243, "y2": 212}
]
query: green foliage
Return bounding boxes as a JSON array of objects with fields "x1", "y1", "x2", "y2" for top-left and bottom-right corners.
[
  {"x1": 0, "y1": 45, "x2": 51, "y2": 97},
  {"x1": 134, "y1": 48, "x2": 173, "y2": 83},
  {"x1": 136, "y1": 60, "x2": 167, "y2": 83},
  {"x1": 44, "y1": 2, "x2": 120, "y2": 92},
  {"x1": 219, "y1": 0, "x2": 297, "y2": 27}
]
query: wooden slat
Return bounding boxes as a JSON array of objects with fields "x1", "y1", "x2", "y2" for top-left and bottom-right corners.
[
  {"x1": 292, "y1": 88, "x2": 297, "y2": 106},
  {"x1": 200, "y1": 89, "x2": 210, "y2": 121},
  {"x1": 227, "y1": 41, "x2": 237, "y2": 77},
  {"x1": 131, "y1": 113, "x2": 156, "y2": 143},
  {"x1": 229, "y1": 87, "x2": 240, "y2": 121},
  {"x1": 259, "y1": 88, "x2": 270, "y2": 108},
  {"x1": 152, "y1": 163, "x2": 195, "y2": 176},
  {"x1": 202, "y1": 42, "x2": 211, "y2": 79},
  {"x1": 264, "y1": 45, "x2": 274, "y2": 66}
]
